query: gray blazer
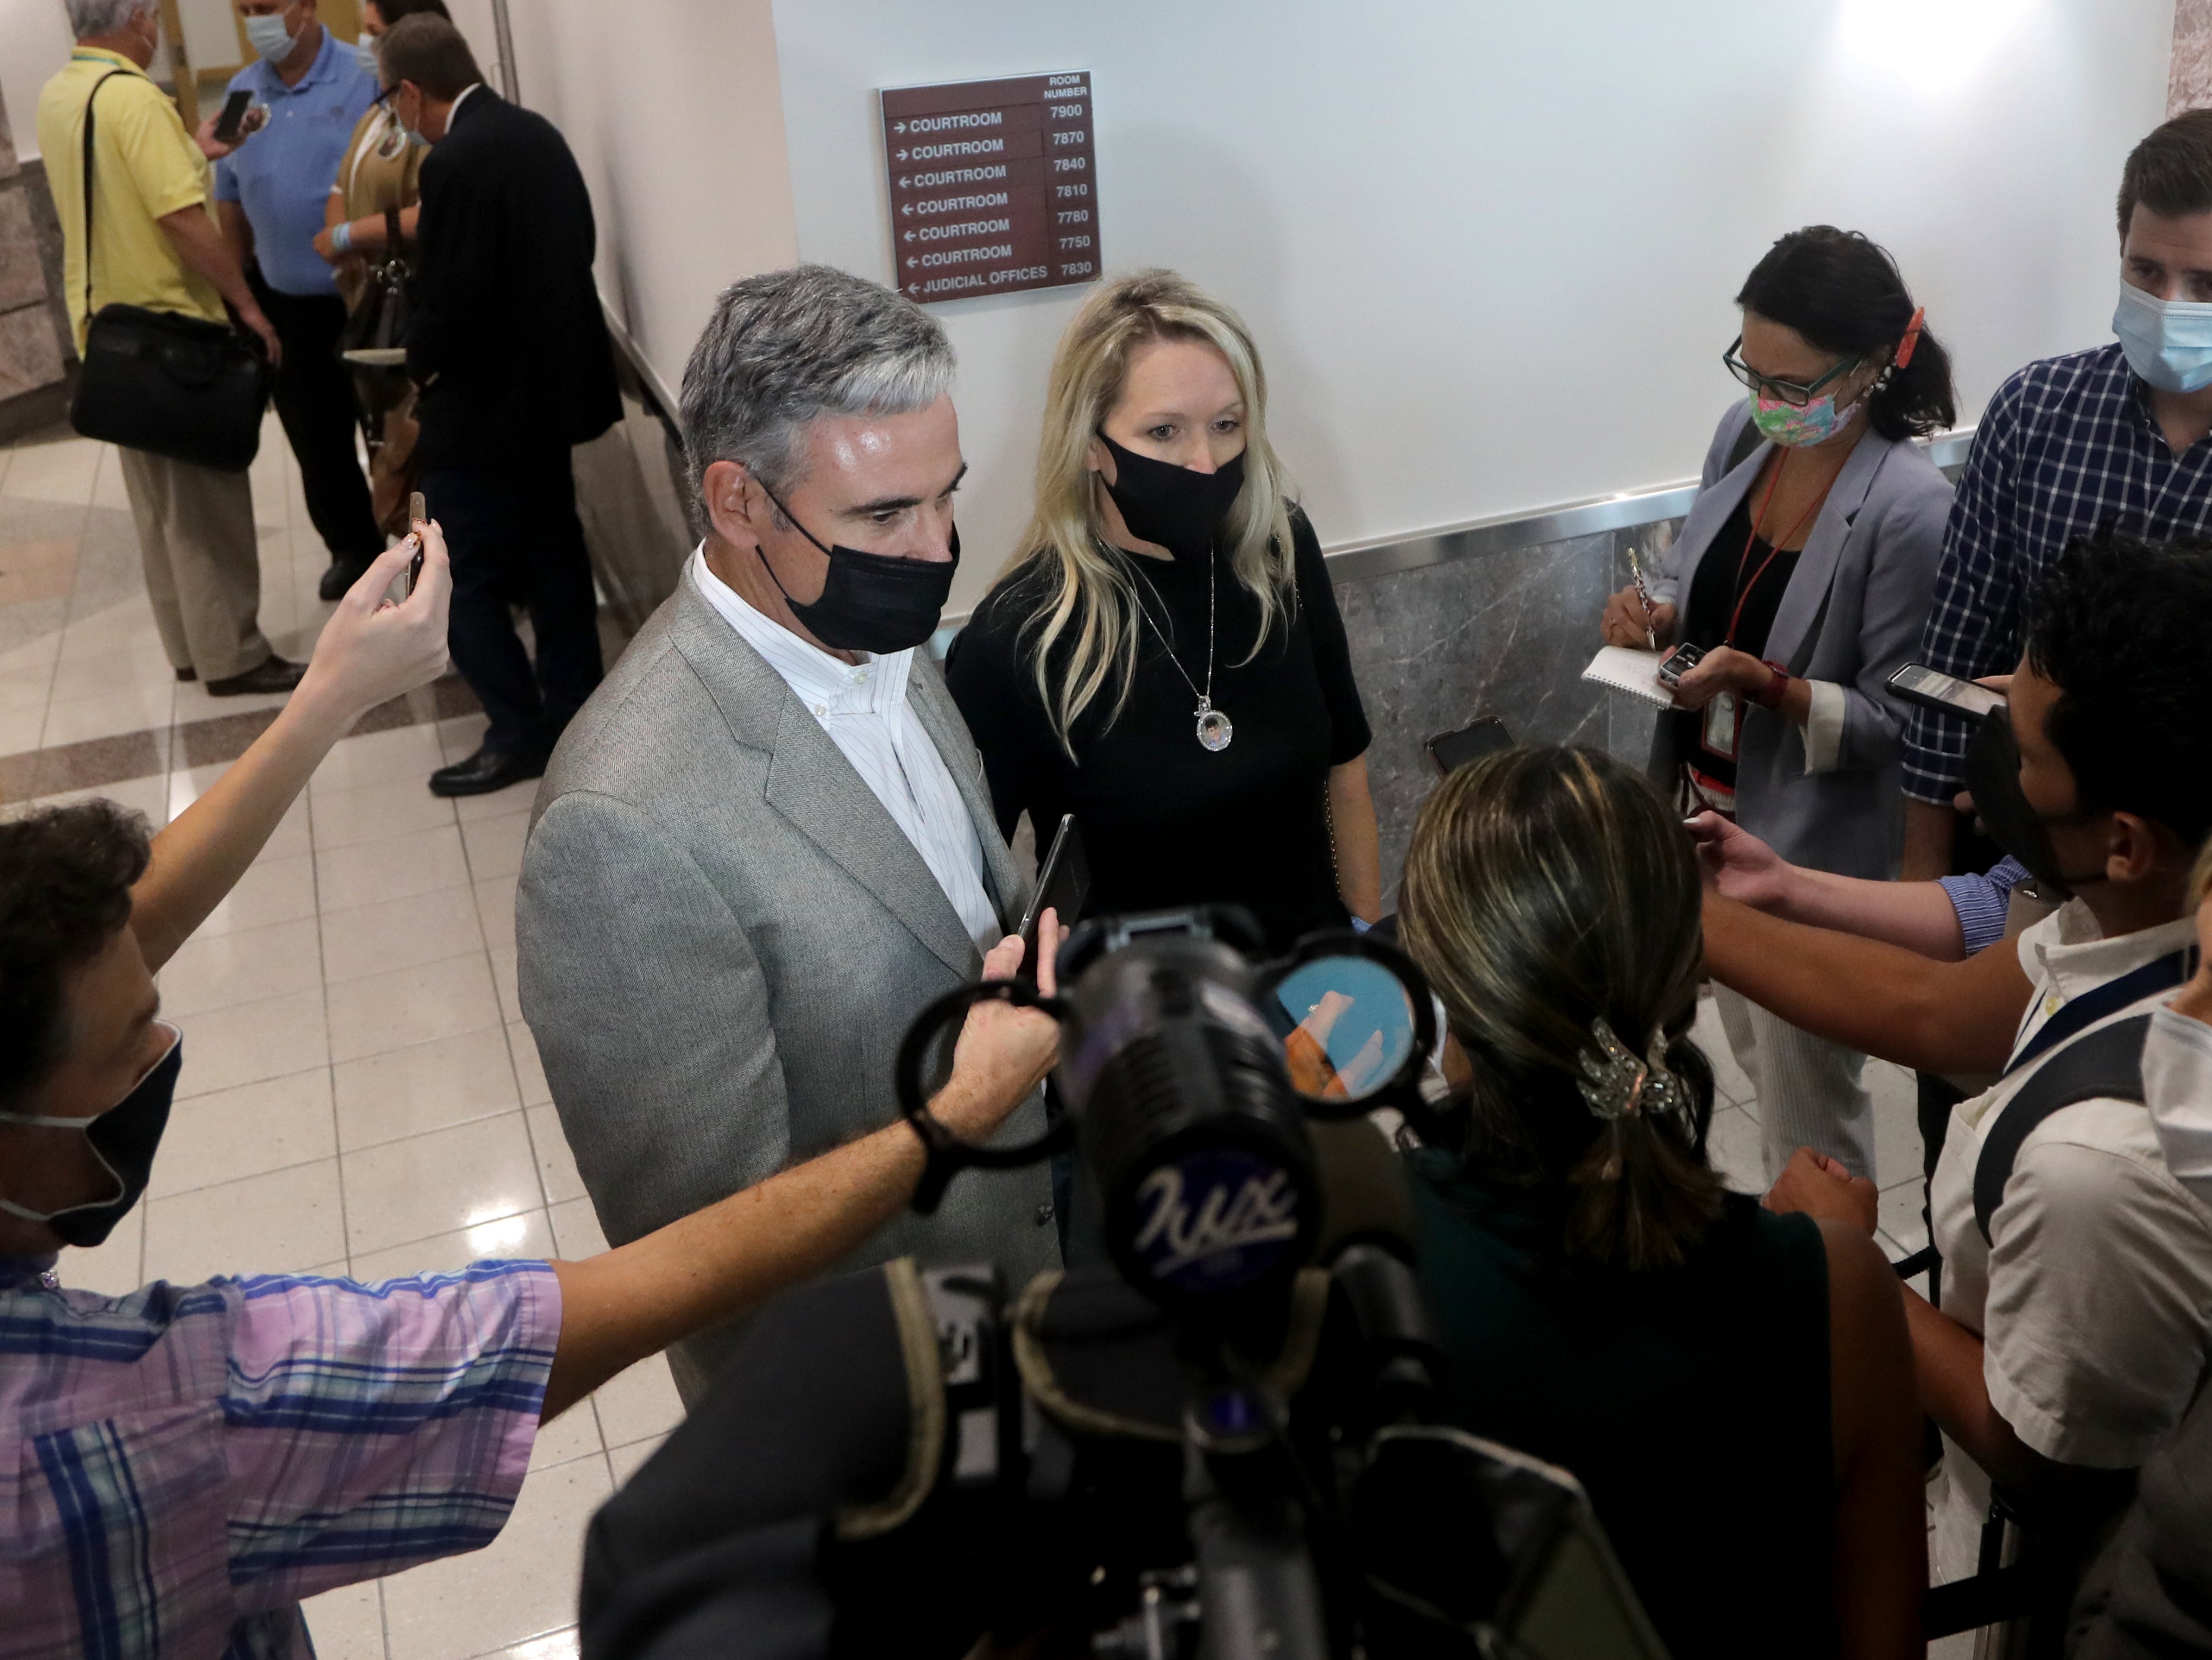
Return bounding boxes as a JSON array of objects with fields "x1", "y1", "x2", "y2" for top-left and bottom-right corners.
[
  {"x1": 1647, "y1": 403, "x2": 1953, "y2": 879},
  {"x1": 516, "y1": 574, "x2": 1060, "y2": 1404}
]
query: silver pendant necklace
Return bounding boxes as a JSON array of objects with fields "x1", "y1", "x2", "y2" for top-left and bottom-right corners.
[{"x1": 1127, "y1": 543, "x2": 1232, "y2": 751}]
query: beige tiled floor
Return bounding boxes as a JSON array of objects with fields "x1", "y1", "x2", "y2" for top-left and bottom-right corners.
[
  {"x1": 5, "y1": 423, "x2": 673, "y2": 1660},
  {"x1": 4, "y1": 422, "x2": 1955, "y2": 1654}
]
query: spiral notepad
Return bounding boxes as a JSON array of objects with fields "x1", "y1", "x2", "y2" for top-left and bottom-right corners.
[{"x1": 1581, "y1": 646, "x2": 1679, "y2": 710}]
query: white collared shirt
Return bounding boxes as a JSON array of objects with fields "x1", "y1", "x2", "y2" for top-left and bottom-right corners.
[
  {"x1": 1927, "y1": 899, "x2": 2212, "y2": 1583},
  {"x1": 688, "y1": 547, "x2": 1000, "y2": 952}
]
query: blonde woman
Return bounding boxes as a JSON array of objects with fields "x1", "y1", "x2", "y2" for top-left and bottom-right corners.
[
  {"x1": 945, "y1": 271, "x2": 1379, "y2": 947},
  {"x1": 310, "y1": 0, "x2": 448, "y2": 564}
]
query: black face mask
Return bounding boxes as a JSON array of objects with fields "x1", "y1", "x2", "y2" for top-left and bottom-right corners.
[
  {"x1": 1963, "y1": 709, "x2": 2107, "y2": 900},
  {"x1": 0, "y1": 1027, "x2": 181, "y2": 1249},
  {"x1": 754, "y1": 483, "x2": 958, "y2": 654},
  {"x1": 1097, "y1": 434, "x2": 1245, "y2": 559}
]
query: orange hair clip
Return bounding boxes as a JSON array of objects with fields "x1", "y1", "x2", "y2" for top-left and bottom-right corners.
[{"x1": 1895, "y1": 306, "x2": 1927, "y2": 369}]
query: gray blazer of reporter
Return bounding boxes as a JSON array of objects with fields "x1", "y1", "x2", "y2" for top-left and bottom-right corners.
[
  {"x1": 516, "y1": 574, "x2": 1060, "y2": 1405},
  {"x1": 1646, "y1": 401, "x2": 1953, "y2": 879}
]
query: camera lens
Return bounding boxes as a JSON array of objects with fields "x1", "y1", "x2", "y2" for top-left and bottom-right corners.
[{"x1": 1060, "y1": 938, "x2": 1319, "y2": 1301}]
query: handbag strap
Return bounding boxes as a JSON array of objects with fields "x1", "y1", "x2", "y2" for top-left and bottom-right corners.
[{"x1": 80, "y1": 69, "x2": 127, "y2": 320}]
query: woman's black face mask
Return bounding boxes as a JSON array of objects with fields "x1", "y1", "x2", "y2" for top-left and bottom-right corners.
[
  {"x1": 1096, "y1": 433, "x2": 1245, "y2": 560},
  {"x1": 1962, "y1": 709, "x2": 2108, "y2": 900},
  {"x1": 755, "y1": 482, "x2": 959, "y2": 654},
  {"x1": 0, "y1": 1027, "x2": 182, "y2": 1249}
]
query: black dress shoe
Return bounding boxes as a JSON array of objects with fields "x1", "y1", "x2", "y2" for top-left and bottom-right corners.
[
  {"x1": 318, "y1": 556, "x2": 377, "y2": 602},
  {"x1": 429, "y1": 744, "x2": 548, "y2": 798},
  {"x1": 204, "y1": 655, "x2": 307, "y2": 697},
  {"x1": 174, "y1": 666, "x2": 196, "y2": 683}
]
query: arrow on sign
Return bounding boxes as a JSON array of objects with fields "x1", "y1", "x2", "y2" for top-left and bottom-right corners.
[
  {"x1": 905, "y1": 257, "x2": 917, "y2": 269},
  {"x1": 893, "y1": 121, "x2": 906, "y2": 133},
  {"x1": 902, "y1": 230, "x2": 914, "y2": 243},
  {"x1": 901, "y1": 204, "x2": 912, "y2": 216},
  {"x1": 895, "y1": 148, "x2": 908, "y2": 160},
  {"x1": 898, "y1": 175, "x2": 910, "y2": 187}
]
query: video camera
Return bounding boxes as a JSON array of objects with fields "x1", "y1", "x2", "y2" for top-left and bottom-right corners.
[{"x1": 578, "y1": 908, "x2": 1666, "y2": 1660}]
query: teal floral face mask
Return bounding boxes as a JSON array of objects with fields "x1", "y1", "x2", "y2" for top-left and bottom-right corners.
[{"x1": 1750, "y1": 387, "x2": 1864, "y2": 448}]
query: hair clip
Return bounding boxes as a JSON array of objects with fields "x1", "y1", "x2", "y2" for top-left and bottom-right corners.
[
  {"x1": 1893, "y1": 306, "x2": 1926, "y2": 370},
  {"x1": 1576, "y1": 1017, "x2": 1688, "y2": 1124}
]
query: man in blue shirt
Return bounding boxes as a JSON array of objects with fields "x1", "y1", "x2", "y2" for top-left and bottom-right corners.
[
  {"x1": 215, "y1": 0, "x2": 382, "y2": 601},
  {"x1": 1902, "y1": 110, "x2": 2212, "y2": 876}
]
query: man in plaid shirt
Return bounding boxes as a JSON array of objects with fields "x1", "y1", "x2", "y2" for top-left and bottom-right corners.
[
  {"x1": 1905, "y1": 109, "x2": 2212, "y2": 875},
  {"x1": 0, "y1": 533, "x2": 1061, "y2": 1658}
]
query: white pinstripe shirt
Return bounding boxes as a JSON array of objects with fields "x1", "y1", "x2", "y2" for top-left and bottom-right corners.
[{"x1": 689, "y1": 548, "x2": 1000, "y2": 951}]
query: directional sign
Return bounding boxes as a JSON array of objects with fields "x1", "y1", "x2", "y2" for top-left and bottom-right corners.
[{"x1": 880, "y1": 72, "x2": 1100, "y2": 305}]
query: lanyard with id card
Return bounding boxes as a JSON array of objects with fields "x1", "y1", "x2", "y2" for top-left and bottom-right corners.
[{"x1": 1700, "y1": 454, "x2": 1827, "y2": 762}]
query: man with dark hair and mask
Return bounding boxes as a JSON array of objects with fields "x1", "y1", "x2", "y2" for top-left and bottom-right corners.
[
  {"x1": 516, "y1": 264, "x2": 1063, "y2": 1407},
  {"x1": 1699, "y1": 529, "x2": 2212, "y2": 1602},
  {"x1": 0, "y1": 530, "x2": 1060, "y2": 1658}
]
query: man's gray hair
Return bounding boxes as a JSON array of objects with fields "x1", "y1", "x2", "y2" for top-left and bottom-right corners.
[
  {"x1": 65, "y1": 0, "x2": 153, "y2": 39},
  {"x1": 679, "y1": 264, "x2": 954, "y2": 509}
]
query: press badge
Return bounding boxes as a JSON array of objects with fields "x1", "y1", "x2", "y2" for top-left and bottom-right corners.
[{"x1": 1701, "y1": 690, "x2": 1742, "y2": 760}]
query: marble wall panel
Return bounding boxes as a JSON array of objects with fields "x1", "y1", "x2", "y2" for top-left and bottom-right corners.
[
  {"x1": 1330, "y1": 515, "x2": 1684, "y2": 902},
  {"x1": 0, "y1": 306, "x2": 64, "y2": 401},
  {"x1": 2175, "y1": 0, "x2": 2212, "y2": 116},
  {"x1": 0, "y1": 191, "x2": 48, "y2": 314}
]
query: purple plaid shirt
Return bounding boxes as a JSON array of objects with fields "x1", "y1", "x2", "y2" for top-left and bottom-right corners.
[
  {"x1": 1904, "y1": 342, "x2": 2212, "y2": 801},
  {"x1": 0, "y1": 1255, "x2": 559, "y2": 1660}
]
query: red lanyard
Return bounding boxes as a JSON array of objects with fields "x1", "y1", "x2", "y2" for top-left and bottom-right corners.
[{"x1": 1725, "y1": 451, "x2": 1837, "y2": 647}]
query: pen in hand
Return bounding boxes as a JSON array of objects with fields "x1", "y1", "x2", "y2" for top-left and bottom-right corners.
[{"x1": 1625, "y1": 544, "x2": 1657, "y2": 649}]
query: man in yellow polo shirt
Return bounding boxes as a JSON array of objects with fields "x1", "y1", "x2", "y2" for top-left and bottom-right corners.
[{"x1": 37, "y1": 0, "x2": 305, "y2": 696}]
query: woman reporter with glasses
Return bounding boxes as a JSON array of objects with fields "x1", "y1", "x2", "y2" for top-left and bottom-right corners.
[{"x1": 1598, "y1": 226, "x2": 1956, "y2": 1183}]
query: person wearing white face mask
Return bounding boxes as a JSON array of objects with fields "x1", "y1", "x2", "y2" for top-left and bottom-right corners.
[
  {"x1": 212, "y1": 0, "x2": 386, "y2": 602},
  {"x1": 1598, "y1": 225, "x2": 1957, "y2": 1183},
  {"x1": 1905, "y1": 109, "x2": 2212, "y2": 884}
]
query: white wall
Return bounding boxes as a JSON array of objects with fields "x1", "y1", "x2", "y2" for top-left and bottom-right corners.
[
  {"x1": 3, "y1": 0, "x2": 87, "y2": 160},
  {"x1": 504, "y1": 0, "x2": 797, "y2": 398},
  {"x1": 773, "y1": 0, "x2": 2175, "y2": 609}
]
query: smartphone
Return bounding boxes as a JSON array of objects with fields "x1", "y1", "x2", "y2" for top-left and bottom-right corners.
[
  {"x1": 1424, "y1": 715, "x2": 1514, "y2": 778},
  {"x1": 1656, "y1": 642, "x2": 1706, "y2": 688},
  {"x1": 212, "y1": 89, "x2": 254, "y2": 144},
  {"x1": 405, "y1": 491, "x2": 426, "y2": 595},
  {"x1": 1017, "y1": 814, "x2": 1089, "y2": 971},
  {"x1": 1887, "y1": 662, "x2": 2003, "y2": 721}
]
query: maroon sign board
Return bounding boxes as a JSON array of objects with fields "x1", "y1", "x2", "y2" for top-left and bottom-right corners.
[{"x1": 880, "y1": 72, "x2": 1100, "y2": 304}]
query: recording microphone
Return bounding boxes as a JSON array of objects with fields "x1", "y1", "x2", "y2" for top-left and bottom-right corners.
[
  {"x1": 1306, "y1": 1116, "x2": 1446, "y2": 1422},
  {"x1": 1307, "y1": 1116, "x2": 1421, "y2": 1266}
]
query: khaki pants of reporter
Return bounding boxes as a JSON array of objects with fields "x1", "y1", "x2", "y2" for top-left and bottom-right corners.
[
  {"x1": 116, "y1": 447, "x2": 272, "y2": 683},
  {"x1": 1714, "y1": 985, "x2": 1877, "y2": 1184}
]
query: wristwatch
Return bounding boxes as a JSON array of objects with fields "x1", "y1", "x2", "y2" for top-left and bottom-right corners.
[{"x1": 1750, "y1": 659, "x2": 1790, "y2": 709}]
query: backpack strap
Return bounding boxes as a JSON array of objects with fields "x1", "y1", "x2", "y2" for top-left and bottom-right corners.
[
  {"x1": 78, "y1": 69, "x2": 126, "y2": 322},
  {"x1": 1972, "y1": 1014, "x2": 2152, "y2": 1245}
]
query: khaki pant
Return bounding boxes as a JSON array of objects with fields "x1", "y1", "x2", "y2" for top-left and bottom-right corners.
[{"x1": 115, "y1": 447, "x2": 271, "y2": 681}]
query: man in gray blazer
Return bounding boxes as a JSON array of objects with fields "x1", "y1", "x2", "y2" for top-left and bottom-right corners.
[{"x1": 517, "y1": 266, "x2": 1059, "y2": 1403}]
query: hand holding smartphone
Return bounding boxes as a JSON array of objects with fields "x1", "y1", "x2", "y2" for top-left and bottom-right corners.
[
  {"x1": 405, "y1": 491, "x2": 427, "y2": 596},
  {"x1": 1424, "y1": 715, "x2": 1514, "y2": 778},
  {"x1": 1886, "y1": 662, "x2": 2005, "y2": 721},
  {"x1": 211, "y1": 90, "x2": 253, "y2": 144},
  {"x1": 1018, "y1": 815, "x2": 1089, "y2": 977}
]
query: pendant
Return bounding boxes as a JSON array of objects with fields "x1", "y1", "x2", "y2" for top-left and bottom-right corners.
[{"x1": 1195, "y1": 698, "x2": 1234, "y2": 752}]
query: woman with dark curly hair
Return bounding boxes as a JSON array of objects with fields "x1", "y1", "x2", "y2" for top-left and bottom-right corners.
[
  {"x1": 1396, "y1": 744, "x2": 1924, "y2": 1660},
  {"x1": 1600, "y1": 225, "x2": 1959, "y2": 1184}
]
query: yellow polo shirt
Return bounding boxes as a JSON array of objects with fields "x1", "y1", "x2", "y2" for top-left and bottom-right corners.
[{"x1": 36, "y1": 48, "x2": 226, "y2": 350}]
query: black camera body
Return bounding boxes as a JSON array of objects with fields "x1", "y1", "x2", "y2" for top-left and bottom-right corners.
[{"x1": 579, "y1": 910, "x2": 1664, "y2": 1660}]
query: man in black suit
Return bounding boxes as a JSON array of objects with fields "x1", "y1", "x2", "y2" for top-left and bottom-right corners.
[{"x1": 381, "y1": 14, "x2": 620, "y2": 795}]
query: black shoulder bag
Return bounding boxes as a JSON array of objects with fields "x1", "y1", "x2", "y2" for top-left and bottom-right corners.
[{"x1": 68, "y1": 71, "x2": 270, "y2": 473}]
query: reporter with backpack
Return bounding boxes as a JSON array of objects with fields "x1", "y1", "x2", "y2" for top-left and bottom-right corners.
[{"x1": 1703, "y1": 533, "x2": 2212, "y2": 1622}]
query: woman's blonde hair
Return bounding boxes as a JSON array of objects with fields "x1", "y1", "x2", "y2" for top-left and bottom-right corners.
[
  {"x1": 1000, "y1": 270, "x2": 1298, "y2": 754},
  {"x1": 1399, "y1": 746, "x2": 1726, "y2": 1273}
]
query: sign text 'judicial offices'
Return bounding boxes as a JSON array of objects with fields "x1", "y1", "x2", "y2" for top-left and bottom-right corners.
[{"x1": 879, "y1": 73, "x2": 1100, "y2": 303}]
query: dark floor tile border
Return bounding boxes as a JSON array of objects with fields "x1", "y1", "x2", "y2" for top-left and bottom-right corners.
[{"x1": 0, "y1": 673, "x2": 482, "y2": 803}]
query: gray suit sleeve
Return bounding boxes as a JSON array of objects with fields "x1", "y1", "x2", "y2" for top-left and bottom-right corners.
[
  {"x1": 1833, "y1": 472, "x2": 1952, "y2": 772},
  {"x1": 517, "y1": 790, "x2": 792, "y2": 1249}
]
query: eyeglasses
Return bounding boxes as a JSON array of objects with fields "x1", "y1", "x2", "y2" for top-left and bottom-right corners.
[{"x1": 1722, "y1": 336, "x2": 1865, "y2": 408}]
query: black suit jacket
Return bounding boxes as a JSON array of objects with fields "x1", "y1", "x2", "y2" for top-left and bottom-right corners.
[{"x1": 406, "y1": 87, "x2": 621, "y2": 470}]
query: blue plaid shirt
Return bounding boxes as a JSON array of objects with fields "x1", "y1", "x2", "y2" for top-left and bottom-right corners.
[{"x1": 1903, "y1": 342, "x2": 2212, "y2": 801}]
